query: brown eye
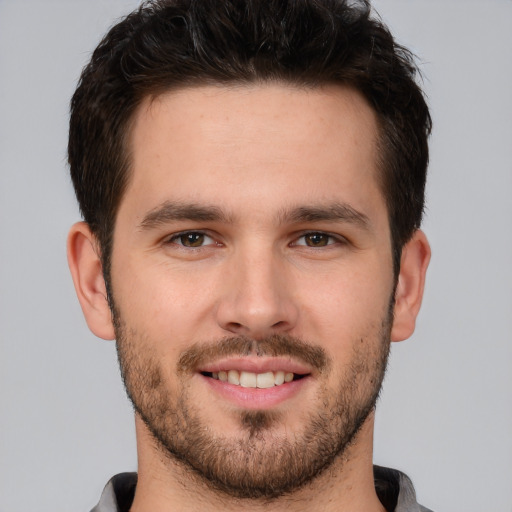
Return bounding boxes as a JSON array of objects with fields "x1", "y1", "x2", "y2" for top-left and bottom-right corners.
[
  {"x1": 303, "y1": 233, "x2": 331, "y2": 247},
  {"x1": 181, "y1": 233, "x2": 204, "y2": 247},
  {"x1": 171, "y1": 232, "x2": 213, "y2": 247}
]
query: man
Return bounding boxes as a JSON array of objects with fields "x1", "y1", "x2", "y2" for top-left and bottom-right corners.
[{"x1": 66, "y1": 0, "x2": 432, "y2": 510}]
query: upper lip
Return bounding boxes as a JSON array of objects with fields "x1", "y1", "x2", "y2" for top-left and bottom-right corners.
[{"x1": 198, "y1": 356, "x2": 313, "y2": 375}]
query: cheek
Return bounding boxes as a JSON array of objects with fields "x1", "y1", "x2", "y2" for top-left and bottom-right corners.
[
  {"x1": 302, "y1": 262, "x2": 393, "y2": 336},
  {"x1": 110, "y1": 257, "x2": 219, "y2": 351}
]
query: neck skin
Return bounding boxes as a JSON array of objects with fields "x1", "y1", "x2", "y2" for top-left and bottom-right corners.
[{"x1": 130, "y1": 412, "x2": 386, "y2": 512}]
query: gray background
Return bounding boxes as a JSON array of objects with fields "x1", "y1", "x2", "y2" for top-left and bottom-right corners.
[{"x1": 1, "y1": 1, "x2": 511, "y2": 510}]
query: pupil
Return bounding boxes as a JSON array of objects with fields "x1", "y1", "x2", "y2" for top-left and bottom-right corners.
[
  {"x1": 183, "y1": 233, "x2": 204, "y2": 247},
  {"x1": 307, "y1": 233, "x2": 328, "y2": 247}
]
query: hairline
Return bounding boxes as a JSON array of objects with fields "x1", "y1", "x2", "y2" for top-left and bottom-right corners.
[{"x1": 100, "y1": 78, "x2": 402, "y2": 287}]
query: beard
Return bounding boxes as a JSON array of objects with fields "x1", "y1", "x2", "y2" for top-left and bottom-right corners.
[{"x1": 113, "y1": 307, "x2": 392, "y2": 500}]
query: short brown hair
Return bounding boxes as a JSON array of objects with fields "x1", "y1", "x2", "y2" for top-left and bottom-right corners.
[{"x1": 68, "y1": 0, "x2": 431, "y2": 280}]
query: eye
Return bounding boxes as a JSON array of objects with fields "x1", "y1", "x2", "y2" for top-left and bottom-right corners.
[
  {"x1": 294, "y1": 232, "x2": 339, "y2": 247},
  {"x1": 168, "y1": 231, "x2": 216, "y2": 248}
]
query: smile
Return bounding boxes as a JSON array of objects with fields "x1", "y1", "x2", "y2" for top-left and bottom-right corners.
[
  {"x1": 198, "y1": 359, "x2": 313, "y2": 409},
  {"x1": 203, "y1": 370, "x2": 305, "y2": 388}
]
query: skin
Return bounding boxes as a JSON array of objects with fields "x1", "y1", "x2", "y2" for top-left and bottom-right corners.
[{"x1": 68, "y1": 83, "x2": 430, "y2": 512}]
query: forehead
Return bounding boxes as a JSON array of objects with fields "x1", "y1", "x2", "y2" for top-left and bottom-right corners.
[{"x1": 122, "y1": 83, "x2": 383, "y2": 223}]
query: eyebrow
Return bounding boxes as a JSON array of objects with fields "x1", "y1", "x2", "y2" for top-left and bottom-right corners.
[
  {"x1": 138, "y1": 201, "x2": 232, "y2": 230},
  {"x1": 138, "y1": 200, "x2": 371, "y2": 231},
  {"x1": 280, "y1": 203, "x2": 371, "y2": 230}
]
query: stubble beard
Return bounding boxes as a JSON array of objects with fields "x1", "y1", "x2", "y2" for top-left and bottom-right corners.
[{"x1": 113, "y1": 308, "x2": 392, "y2": 500}]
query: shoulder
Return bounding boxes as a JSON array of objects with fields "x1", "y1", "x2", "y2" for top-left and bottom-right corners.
[
  {"x1": 90, "y1": 473, "x2": 137, "y2": 512},
  {"x1": 374, "y1": 465, "x2": 434, "y2": 512}
]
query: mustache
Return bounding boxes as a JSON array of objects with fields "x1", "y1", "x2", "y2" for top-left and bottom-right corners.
[{"x1": 177, "y1": 334, "x2": 330, "y2": 374}]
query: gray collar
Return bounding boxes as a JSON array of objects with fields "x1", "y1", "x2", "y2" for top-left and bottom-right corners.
[{"x1": 91, "y1": 466, "x2": 433, "y2": 512}]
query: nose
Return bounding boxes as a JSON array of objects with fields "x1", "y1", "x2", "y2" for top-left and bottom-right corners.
[{"x1": 215, "y1": 245, "x2": 299, "y2": 338}]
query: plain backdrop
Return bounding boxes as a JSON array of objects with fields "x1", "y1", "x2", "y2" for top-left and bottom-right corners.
[{"x1": 1, "y1": 1, "x2": 511, "y2": 511}]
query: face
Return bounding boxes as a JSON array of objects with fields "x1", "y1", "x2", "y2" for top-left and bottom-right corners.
[{"x1": 110, "y1": 84, "x2": 396, "y2": 498}]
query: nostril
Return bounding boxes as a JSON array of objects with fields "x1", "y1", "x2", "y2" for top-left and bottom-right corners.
[{"x1": 227, "y1": 322, "x2": 243, "y2": 330}]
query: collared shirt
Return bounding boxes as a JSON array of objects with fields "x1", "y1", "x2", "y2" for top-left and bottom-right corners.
[{"x1": 91, "y1": 466, "x2": 433, "y2": 512}]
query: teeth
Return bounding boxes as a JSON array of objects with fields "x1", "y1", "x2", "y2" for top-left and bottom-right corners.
[
  {"x1": 239, "y1": 371, "x2": 257, "y2": 387},
  {"x1": 210, "y1": 370, "x2": 298, "y2": 388},
  {"x1": 256, "y1": 372, "x2": 275, "y2": 389},
  {"x1": 227, "y1": 369, "x2": 240, "y2": 385}
]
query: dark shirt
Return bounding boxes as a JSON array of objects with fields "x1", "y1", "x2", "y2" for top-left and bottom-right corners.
[{"x1": 91, "y1": 466, "x2": 433, "y2": 512}]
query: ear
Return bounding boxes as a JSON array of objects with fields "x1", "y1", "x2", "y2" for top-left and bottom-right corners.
[
  {"x1": 67, "y1": 222, "x2": 115, "y2": 340},
  {"x1": 391, "y1": 229, "x2": 431, "y2": 342}
]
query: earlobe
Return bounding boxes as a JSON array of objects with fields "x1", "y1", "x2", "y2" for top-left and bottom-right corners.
[
  {"x1": 390, "y1": 230, "x2": 431, "y2": 342},
  {"x1": 67, "y1": 222, "x2": 115, "y2": 340}
]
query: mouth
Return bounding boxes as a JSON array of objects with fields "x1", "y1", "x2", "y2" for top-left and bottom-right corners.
[
  {"x1": 197, "y1": 358, "x2": 313, "y2": 410},
  {"x1": 201, "y1": 370, "x2": 308, "y2": 388}
]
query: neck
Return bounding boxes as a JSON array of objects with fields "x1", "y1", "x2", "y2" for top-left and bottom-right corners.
[{"x1": 130, "y1": 414, "x2": 386, "y2": 512}]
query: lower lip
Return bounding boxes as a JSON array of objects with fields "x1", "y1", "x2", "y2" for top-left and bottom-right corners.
[{"x1": 200, "y1": 374, "x2": 310, "y2": 410}]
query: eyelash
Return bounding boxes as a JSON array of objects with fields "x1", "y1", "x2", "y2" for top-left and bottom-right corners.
[
  {"x1": 164, "y1": 230, "x2": 346, "y2": 249},
  {"x1": 292, "y1": 232, "x2": 344, "y2": 248},
  {"x1": 166, "y1": 231, "x2": 218, "y2": 248}
]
